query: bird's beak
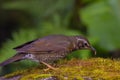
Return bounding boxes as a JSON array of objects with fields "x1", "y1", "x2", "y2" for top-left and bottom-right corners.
[{"x1": 89, "y1": 46, "x2": 96, "y2": 55}]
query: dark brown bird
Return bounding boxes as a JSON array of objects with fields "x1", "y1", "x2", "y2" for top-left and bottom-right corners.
[{"x1": 0, "y1": 35, "x2": 96, "y2": 70}]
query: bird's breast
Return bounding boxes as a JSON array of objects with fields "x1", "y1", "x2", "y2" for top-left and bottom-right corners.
[{"x1": 34, "y1": 52, "x2": 67, "y2": 63}]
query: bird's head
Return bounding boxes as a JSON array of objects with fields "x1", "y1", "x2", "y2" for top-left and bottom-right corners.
[{"x1": 75, "y1": 36, "x2": 96, "y2": 55}]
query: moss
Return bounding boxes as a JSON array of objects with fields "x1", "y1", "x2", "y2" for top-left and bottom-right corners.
[
  {"x1": 20, "y1": 74, "x2": 52, "y2": 80},
  {"x1": 3, "y1": 58, "x2": 120, "y2": 80},
  {"x1": 4, "y1": 69, "x2": 27, "y2": 78}
]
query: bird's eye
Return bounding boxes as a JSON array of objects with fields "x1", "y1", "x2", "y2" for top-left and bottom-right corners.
[{"x1": 84, "y1": 43, "x2": 88, "y2": 46}]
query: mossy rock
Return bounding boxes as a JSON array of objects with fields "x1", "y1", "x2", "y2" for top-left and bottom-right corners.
[{"x1": 1, "y1": 58, "x2": 120, "y2": 80}]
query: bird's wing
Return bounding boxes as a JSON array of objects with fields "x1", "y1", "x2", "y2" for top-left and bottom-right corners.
[
  {"x1": 14, "y1": 35, "x2": 73, "y2": 54},
  {"x1": 27, "y1": 39, "x2": 72, "y2": 54}
]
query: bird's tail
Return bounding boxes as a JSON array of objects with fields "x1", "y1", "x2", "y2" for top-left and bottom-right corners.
[{"x1": 0, "y1": 54, "x2": 25, "y2": 66}]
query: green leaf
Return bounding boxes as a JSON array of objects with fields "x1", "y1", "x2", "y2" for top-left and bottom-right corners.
[{"x1": 80, "y1": 0, "x2": 120, "y2": 50}]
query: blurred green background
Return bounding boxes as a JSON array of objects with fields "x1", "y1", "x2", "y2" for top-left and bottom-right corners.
[{"x1": 0, "y1": 0, "x2": 120, "y2": 75}]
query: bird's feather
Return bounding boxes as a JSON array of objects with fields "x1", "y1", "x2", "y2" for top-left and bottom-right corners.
[
  {"x1": 13, "y1": 35, "x2": 73, "y2": 54},
  {"x1": 0, "y1": 54, "x2": 25, "y2": 66}
]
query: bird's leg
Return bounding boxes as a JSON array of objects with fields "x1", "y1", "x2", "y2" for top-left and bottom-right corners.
[{"x1": 40, "y1": 61, "x2": 57, "y2": 71}]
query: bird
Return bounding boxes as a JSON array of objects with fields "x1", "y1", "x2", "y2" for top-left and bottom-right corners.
[{"x1": 0, "y1": 35, "x2": 96, "y2": 70}]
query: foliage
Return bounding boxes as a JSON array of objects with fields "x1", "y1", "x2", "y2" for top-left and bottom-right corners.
[
  {"x1": 0, "y1": 29, "x2": 38, "y2": 62},
  {"x1": 81, "y1": 0, "x2": 120, "y2": 50}
]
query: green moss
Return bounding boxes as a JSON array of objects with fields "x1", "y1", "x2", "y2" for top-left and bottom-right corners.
[
  {"x1": 21, "y1": 74, "x2": 52, "y2": 80},
  {"x1": 3, "y1": 58, "x2": 120, "y2": 80}
]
